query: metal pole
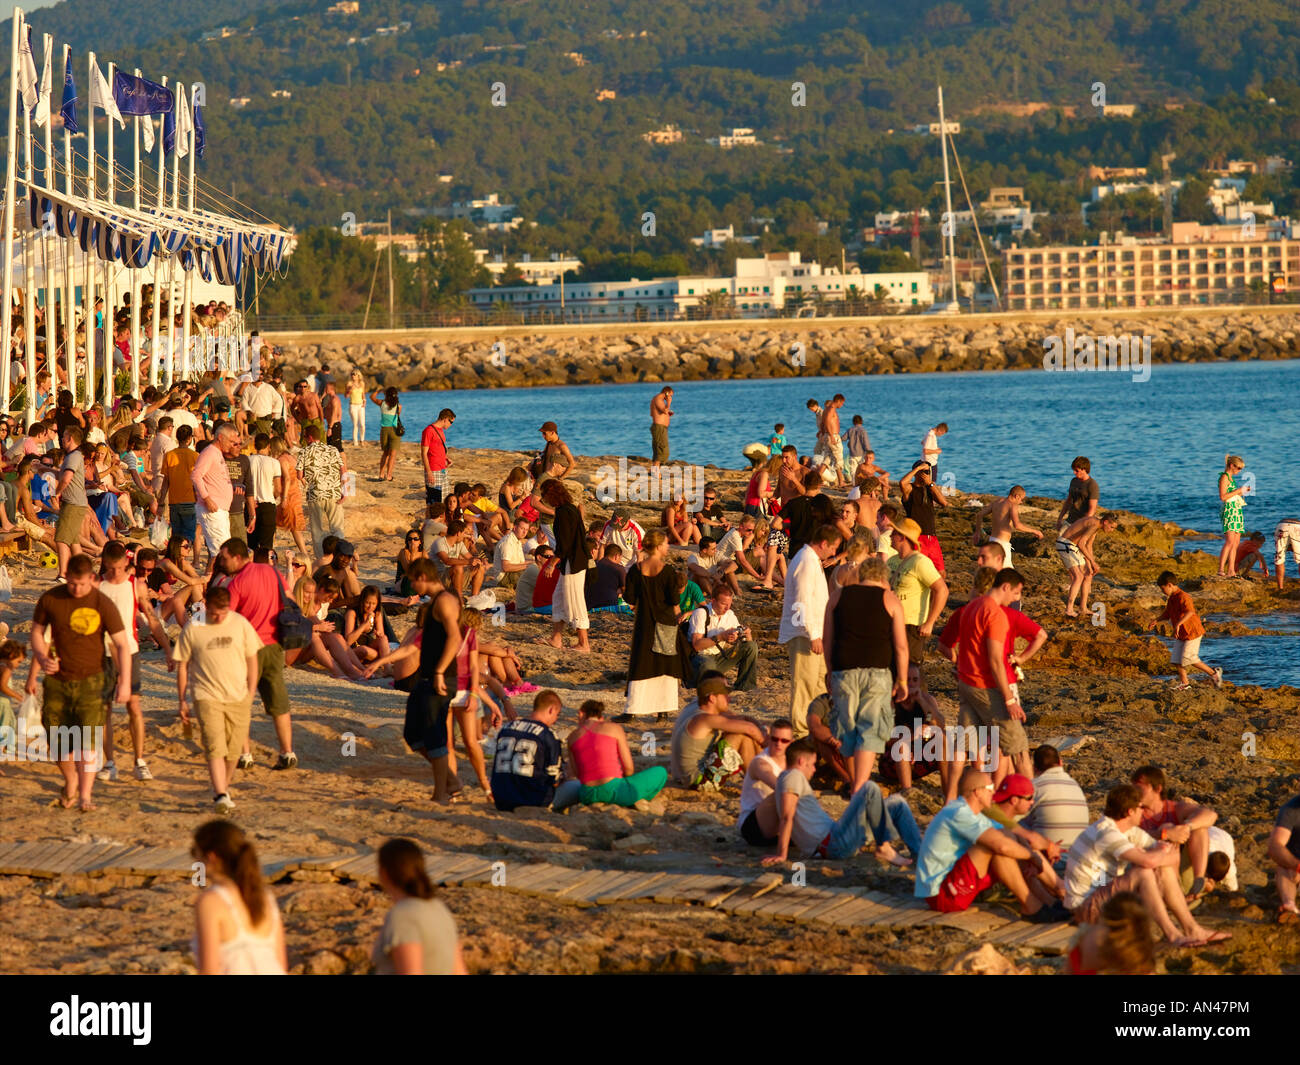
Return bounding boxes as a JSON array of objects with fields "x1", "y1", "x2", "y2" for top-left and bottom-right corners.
[
  {"x1": 84, "y1": 51, "x2": 96, "y2": 406},
  {"x1": 180, "y1": 85, "x2": 194, "y2": 379},
  {"x1": 937, "y1": 85, "x2": 959, "y2": 310},
  {"x1": 40, "y1": 34, "x2": 54, "y2": 417},
  {"x1": 128, "y1": 67, "x2": 141, "y2": 398},
  {"x1": 0, "y1": 11, "x2": 22, "y2": 415},
  {"x1": 61, "y1": 45, "x2": 72, "y2": 392},
  {"x1": 22, "y1": 76, "x2": 35, "y2": 424},
  {"x1": 102, "y1": 61, "x2": 115, "y2": 409},
  {"x1": 387, "y1": 208, "x2": 395, "y2": 328}
]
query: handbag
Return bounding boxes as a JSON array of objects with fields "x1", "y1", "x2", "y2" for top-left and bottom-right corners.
[
  {"x1": 394, "y1": 404, "x2": 406, "y2": 437},
  {"x1": 652, "y1": 621, "x2": 678, "y2": 657},
  {"x1": 276, "y1": 581, "x2": 315, "y2": 650}
]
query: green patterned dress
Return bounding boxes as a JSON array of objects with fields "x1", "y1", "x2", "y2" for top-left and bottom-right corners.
[{"x1": 1221, "y1": 471, "x2": 1245, "y2": 534}]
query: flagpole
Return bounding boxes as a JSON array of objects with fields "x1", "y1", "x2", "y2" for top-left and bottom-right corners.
[
  {"x1": 180, "y1": 86, "x2": 194, "y2": 380},
  {"x1": 128, "y1": 67, "x2": 141, "y2": 399},
  {"x1": 22, "y1": 68, "x2": 36, "y2": 425},
  {"x1": 149, "y1": 75, "x2": 166, "y2": 388},
  {"x1": 84, "y1": 51, "x2": 96, "y2": 406},
  {"x1": 61, "y1": 45, "x2": 73, "y2": 393},
  {"x1": 0, "y1": 10, "x2": 22, "y2": 416},
  {"x1": 103, "y1": 60, "x2": 115, "y2": 409},
  {"x1": 171, "y1": 84, "x2": 186, "y2": 379},
  {"x1": 41, "y1": 33, "x2": 55, "y2": 421}
]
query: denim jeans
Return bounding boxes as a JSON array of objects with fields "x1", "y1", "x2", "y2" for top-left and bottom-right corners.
[{"x1": 825, "y1": 783, "x2": 923, "y2": 859}]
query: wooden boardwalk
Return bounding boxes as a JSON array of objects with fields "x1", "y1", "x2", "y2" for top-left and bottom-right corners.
[{"x1": 0, "y1": 839, "x2": 1075, "y2": 954}]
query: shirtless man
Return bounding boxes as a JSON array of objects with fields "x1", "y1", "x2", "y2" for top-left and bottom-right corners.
[
  {"x1": 650, "y1": 387, "x2": 673, "y2": 480},
  {"x1": 535, "y1": 421, "x2": 575, "y2": 480},
  {"x1": 290, "y1": 380, "x2": 325, "y2": 440},
  {"x1": 973, "y1": 486, "x2": 1043, "y2": 567},
  {"x1": 776, "y1": 445, "x2": 805, "y2": 506},
  {"x1": 820, "y1": 394, "x2": 851, "y2": 488},
  {"x1": 805, "y1": 399, "x2": 825, "y2": 463},
  {"x1": 1056, "y1": 512, "x2": 1118, "y2": 617},
  {"x1": 322, "y1": 381, "x2": 343, "y2": 453}
]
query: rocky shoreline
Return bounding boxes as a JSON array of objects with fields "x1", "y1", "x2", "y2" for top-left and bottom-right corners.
[{"x1": 270, "y1": 310, "x2": 1300, "y2": 391}]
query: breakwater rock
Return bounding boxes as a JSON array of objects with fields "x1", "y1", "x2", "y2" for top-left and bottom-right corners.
[{"x1": 270, "y1": 310, "x2": 1300, "y2": 390}]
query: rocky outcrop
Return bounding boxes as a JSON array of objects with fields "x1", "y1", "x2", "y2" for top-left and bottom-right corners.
[{"x1": 268, "y1": 310, "x2": 1300, "y2": 390}]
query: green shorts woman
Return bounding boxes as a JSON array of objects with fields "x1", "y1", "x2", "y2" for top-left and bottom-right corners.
[{"x1": 372, "y1": 386, "x2": 402, "y2": 481}]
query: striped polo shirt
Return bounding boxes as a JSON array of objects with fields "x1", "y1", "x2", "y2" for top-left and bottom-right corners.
[{"x1": 1022, "y1": 766, "x2": 1091, "y2": 849}]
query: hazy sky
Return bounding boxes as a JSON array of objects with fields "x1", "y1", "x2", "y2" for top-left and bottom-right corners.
[{"x1": 23, "y1": 0, "x2": 63, "y2": 9}]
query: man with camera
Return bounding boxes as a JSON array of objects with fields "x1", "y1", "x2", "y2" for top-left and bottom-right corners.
[{"x1": 688, "y1": 586, "x2": 757, "y2": 692}]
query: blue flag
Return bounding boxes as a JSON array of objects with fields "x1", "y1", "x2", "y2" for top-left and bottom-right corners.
[
  {"x1": 194, "y1": 102, "x2": 205, "y2": 159},
  {"x1": 163, "y1": 106, "x2": 174, "y2": 153},
  {"x1": 60, "y1": 65, "x2": 78, "y2": 133},
  {"x1": 112, "y1": 70, "x2": 173, "y2": 116}
]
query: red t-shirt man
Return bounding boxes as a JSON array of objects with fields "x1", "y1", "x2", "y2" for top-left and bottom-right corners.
[
  {"x1": 226, "y1": 561, "x2": 288, "y2": 645},
  {"x1": 956, "y1": 595, "x2": 1010, "y2": 690},
  {"x1": 421, "y1": 412, "x2": 454, "y2": 502},
  {"x1": 940, "y1": 603, "x2": 1041, "y2": 681}
]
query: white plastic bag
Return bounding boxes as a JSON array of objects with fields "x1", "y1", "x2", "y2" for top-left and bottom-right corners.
[
  {"x1": 341, "y1": 470, "x2": 357, "y2": 499},
  {"x1": 16, "y1": 693, "x2": 46, "y2": 761},
  {"x1": 0, "y1": 564, "x2": 12, "y2": 603},
  {"x1": 149, "y1": 519, "x2": 170, "y2": 549}
]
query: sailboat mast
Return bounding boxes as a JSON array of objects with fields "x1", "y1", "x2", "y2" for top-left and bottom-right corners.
[{"x1": 937, "y1": 85, "x2": 959, "y2": 309}]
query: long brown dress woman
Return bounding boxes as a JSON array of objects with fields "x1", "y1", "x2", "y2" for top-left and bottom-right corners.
[{"x1": 620, "y1": 530, "x2": 685, "y2": 720}]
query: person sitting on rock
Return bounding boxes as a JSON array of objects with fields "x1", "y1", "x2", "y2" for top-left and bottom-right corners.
[
  {"x1": 1269, "y1": 792, "x2": 1300, "y2": 924},
  {"x1": 552, "y1": 700, "x2": 668, "y2": 811},
  {"x1": 662, "y1": 496, "x2": 701, "y2": 546},
  {"x1": 669, "y1": 672, "x2": 765, "y2": 790},
  {"x1": 687, "y1": 586, "x2": 757, "y2": 692},
  {"x1": 756, "y1": 739, "x2": 922, "y2": 868},
  {"x1": 1132, "y1": 764, "x2": 1219, "y2": 899},
  {"x1": 914, "y1": 768, "x2": 1067, "y2": 920},
  {"x1": 1064, "y1": 783, "x2": 1228, "y2": 947},
  {"x1": 736, "y1": 718, "x2": 794, "y2": 847},
  {"x1": 490, "y1": 689, "x2": 565, "y2": 813}
]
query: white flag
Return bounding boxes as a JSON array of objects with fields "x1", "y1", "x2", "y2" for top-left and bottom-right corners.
[
  {"x1": 89, "y1": 60, "x2": 125, "y2": 129},
  {"x1": 17, "y1": 17, "x2": 39, "y2": 114},
  {"x1": 175, "y1": 84, "x2": 193, "y2": 159},
  {"x1": 33, "y1": 34, "x2": 52, "y2": 126},
  {"x1": 141, "y1": 113, "x2": 155, "y2": 153}
]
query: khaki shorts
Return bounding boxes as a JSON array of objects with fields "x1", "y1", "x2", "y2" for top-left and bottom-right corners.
[
  {"x1": 1172, "y1": 637, "x2": 1202, "y2": 666},
  {"x1": 956, "y1": 681, "x2": 1028, "y2": 756},
  {"x1": 197, "y1": 698, "x2": 252, "y2": 762},
  {"x1": 43, "y1": 673, "x2": 106, "y2": 754},
  {"x1": 55, "y1": 504, "x2": 89, "y2": 546}
]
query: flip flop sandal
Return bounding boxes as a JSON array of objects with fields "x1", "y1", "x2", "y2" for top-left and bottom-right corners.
[
  {"x1": 48, "y1": 793, "x2": 77, "y2": 809},
  {"x1": 1278, "y1": 907, "x2": 1299, "y2": 925}
]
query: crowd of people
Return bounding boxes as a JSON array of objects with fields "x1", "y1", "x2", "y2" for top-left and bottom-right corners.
[{"x1": 4, "y1": 360, "x2": 1298, "y2": 976}]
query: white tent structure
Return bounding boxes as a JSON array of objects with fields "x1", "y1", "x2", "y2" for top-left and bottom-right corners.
[{"x1": 0, "y1": 6, "x2": 295, "y2": 422}]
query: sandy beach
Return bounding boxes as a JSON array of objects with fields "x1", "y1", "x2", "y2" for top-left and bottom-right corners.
[{"x1": 2, "y1": 438, "x2": 1298, "y2": 975}]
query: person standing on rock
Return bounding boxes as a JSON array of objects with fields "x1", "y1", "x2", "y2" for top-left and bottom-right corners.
[
  {"x1": 372, "y1": 386, "x2": 403, "y2": 482},
  {"x1": 290, "y1": 379, "x2": 325, "y2": 442},
  {"x1": 650, "y1": 386, "x2": 673, "y2": 482},
  {"x1": 1217, "y1": 454, "x2": 1249, "y2": 577},
  {"x1": 421, "y1": 408, "x2": 456, "y2": 506},
  {"x1": 821, "y1": 394, "x2": 851, "y2": 489},
  {"x1": 532, "y1": 421, "x2": 575, "y2": 481},
  {"x1": 323, "y1": 381, "x2": 344, "y2": 454},
  {"x1": 1056, "y1": 456, "x2": 1099, "y2": 532},
  {"x1": 297, "y1": 424, "x2": 347, "y2": 561},
  {"x1": 922, "y1": 422, "x2": 947, "y2": 480},
  {"x1": 347, "y1": 370, "x2": 367, "y2": 447}
]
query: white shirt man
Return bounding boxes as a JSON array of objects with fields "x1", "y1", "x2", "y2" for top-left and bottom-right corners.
[
  {"x1": 489, "y1": 519, "x2": 529, "y2": 583},
  {"x1": 243, "y1": 378, "x2": 280, "y2": 421},
  {"x1": 689, "y1": 596, "x2": 741, "y2": 659},
  {"x1": 778, "y1": 532, "x2": 840, "y2": 737}
]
